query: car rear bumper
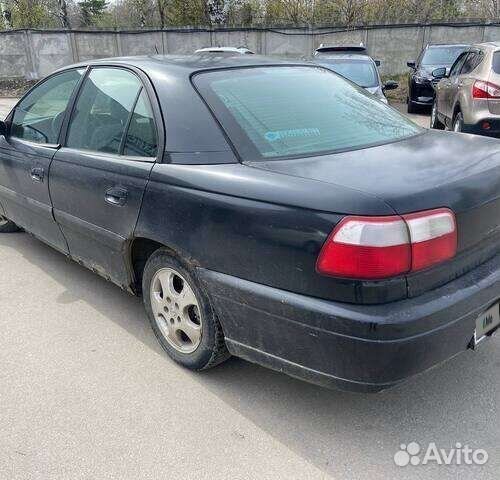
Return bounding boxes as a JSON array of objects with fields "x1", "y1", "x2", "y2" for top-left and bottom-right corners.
[
  {"x1": 464, "y1": 118, "x2": 500, "y2": 138},
  {"x1": 198, "y1": 253, "x2": 500, "y2": 393}
]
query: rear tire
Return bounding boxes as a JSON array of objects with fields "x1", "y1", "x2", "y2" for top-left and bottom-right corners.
[
  {"x1": 430, "y1": 101, "x2": 445, "y2": 130},
  {"x1": 0, "y1": 216, "x2": 20, "y2": 233},
  {"x1": 453, "y1": 112, "x2": 464, "y2": 133},
  {"x1": 142, "y1": 248, "x2": 230, "y2": 370}
]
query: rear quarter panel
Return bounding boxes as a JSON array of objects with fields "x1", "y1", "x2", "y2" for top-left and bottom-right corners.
[{"x1": 134, "y1": 162, "x2": 407, "y2": 304}]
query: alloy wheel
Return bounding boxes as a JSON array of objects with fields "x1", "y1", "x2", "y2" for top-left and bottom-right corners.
[
  {"x1": 0, "y1": 215, "x2": 8, "y2": 227},
  {"x1": 150, "y1": 267, "x2": 203, "y2": 354}
]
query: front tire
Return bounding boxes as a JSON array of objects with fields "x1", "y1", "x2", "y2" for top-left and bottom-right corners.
[
  {"x1": 142, "y1": 249, "x2": 229, "y2": 370},
  {"x1": 430, "y1": 101, "x2": 445, "y2": 130},
  {"x1": 0, "y1": 215, "x2": 20, "y2": 233}
]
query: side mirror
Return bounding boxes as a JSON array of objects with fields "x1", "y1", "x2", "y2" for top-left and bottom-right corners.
[
  {"x1": 383, "y1": 80, "x2": 399, "y2": 91},
  {"x1": 432, "y1": 67, "x2": 448, "y2": 79},
  {"x1": 407, "y1": 61, "x2": 416, "y2": 69},
  {"x1": 375, "y1": 60, "x2": 381, "y2": 67},
  {"x1": 0, "y1": 120, "x2": 7, "y2": 137}
]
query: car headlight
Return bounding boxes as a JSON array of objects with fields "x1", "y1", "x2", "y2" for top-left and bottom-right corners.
[{"x1": 414, "y1": 75, "x2": 430, "y2": 84}]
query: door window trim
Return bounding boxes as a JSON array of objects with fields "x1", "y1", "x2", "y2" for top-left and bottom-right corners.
[
  {"x1": 59, "y1": 64, "x2": 163, "y2": 164},
  {"x1": 5, "y1": 66, "x2": 87, "y2": 148}
]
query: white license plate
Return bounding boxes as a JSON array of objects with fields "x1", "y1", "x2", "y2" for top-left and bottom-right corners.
[{"x1": 475, "y1": 303, "x2": 500, "y2": 346}]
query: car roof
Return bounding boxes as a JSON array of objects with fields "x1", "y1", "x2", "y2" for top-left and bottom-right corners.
[
  {"x1": 425, "y1": 43, "x2": 469, "y2": 49},
  {"x1": 474, "y1": 41, "x2": 500, "y2": 51},
  {"x1": 53, "y1": 55, "x2": 317, "y2": 156},
  {"x1": 60, "y1": 54, "x2": 311, "y2": 78},
  {"x1": 315, "y1": 44, "x2": 367, "y2": 54},
  {"x1": 314, "y1": 53, "x2": 374, "y2": 61}
]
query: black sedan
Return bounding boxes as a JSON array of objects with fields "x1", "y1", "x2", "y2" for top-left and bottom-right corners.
[
  {"x1": 1, "y1": 55, "x2": 500, "y2": 392},
  {"x1": 407, "y1": 43, "x2": 468, "y2": 112}
]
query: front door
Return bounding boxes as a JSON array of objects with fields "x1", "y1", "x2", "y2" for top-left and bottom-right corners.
[
  {"x1": 50, "y1": 67, "x2": 160, "y2": 287},
  {"x1": 0, "y1": 69, "x2": 85, "y2": 252},
  {"x1": 442, "y1": 51, "x2": 469, "y2": 121}
]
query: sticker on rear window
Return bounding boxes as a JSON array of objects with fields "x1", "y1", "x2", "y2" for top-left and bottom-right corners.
[{"x1": 265, "y1": 128, "x2": 320, "y2": 142}]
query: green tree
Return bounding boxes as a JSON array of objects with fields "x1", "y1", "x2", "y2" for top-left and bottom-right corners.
[{"x1": 78, "y1": 0, "x2": 107, "y2": 25}]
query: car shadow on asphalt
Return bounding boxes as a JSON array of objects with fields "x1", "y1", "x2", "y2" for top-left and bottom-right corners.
[{"x1": 2, "y1": 232, "x2": 498, "y2": 478}]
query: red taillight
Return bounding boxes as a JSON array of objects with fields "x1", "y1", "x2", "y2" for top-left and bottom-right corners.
[
  {"x1": 316, "y1": 208, "x2": 457, "y2": 280},
  {"x1": 472, "y1": 80, "x2": 500, "y2": 99}
]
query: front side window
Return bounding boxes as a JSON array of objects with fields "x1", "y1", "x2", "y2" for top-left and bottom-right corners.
[
  {"x1": 11, "y1": 69, "x2": 84, "y2": 144},
  {"x1": 317, "y1": 58, "x2": 378, "y2": 88},
  {"x1": 449, "y1": 52, "x2": 468, "y2": 77},
  {"x1": 66, "y1": 68, "x2": 142, "y2": 155},
  {"x1": 194, "y1": 67, "x2": 420, "y2": 160}
]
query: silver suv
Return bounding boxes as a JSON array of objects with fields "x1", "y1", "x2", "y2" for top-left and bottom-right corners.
[{"x1": 431, "y1": 42, "x2": 500, "y2": 137}]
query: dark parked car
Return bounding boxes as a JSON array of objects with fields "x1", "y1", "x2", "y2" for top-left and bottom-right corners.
[
  {"x1": 1, "y1": 55, "x2": 500, "y2": 392},
  {"x1": 407, "y1": 43, "x2": 468, "y2": 112},
  {"x1": 313, "y1": 44, "x2": 398, "y2": 103}
]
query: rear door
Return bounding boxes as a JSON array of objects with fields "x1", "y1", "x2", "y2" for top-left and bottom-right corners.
[
  {"x1": 456, "y1": 49, "x2": 484, "y2": 115},
  {"x1": 50, "y1": 66, "x2": 161, "y2": 287},
  {"x1": 443, "y1": 51, "x2": 469, "y2": 120},
  {"x1": 0, "y1": 69, "x2": 84, "y2": 252}
]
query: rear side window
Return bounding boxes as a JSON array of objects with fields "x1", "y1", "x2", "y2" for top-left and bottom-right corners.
[
  {"x1": 11, "y1": 69, "x2": 84, "y2": 144},
  {"x1": 493, "y1": 52, "x2": 500, "y2": 74},
  {"x1": 123, "y1": 90, "x2": 158, "y2": 157},
  {"x1": 66, "y1": 68, "x2": 142, "y2": 155},
  {"x1": 194, "y1": 67, "x2": 420, "y2": 160}
]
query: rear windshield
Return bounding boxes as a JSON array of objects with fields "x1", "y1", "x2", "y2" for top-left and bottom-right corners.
[
  {"x1": 316, "y1": 58, "x2": 378, "y2": 88},
  {"x1": 421, "y1": 46, "x2": 467, "y2": 66},
  {"x1": 493, "y1": 51, "x2": 500, "y2": 74},
  {"x1": 194, "y1": 66, "x2": 420, "y2": 160}
]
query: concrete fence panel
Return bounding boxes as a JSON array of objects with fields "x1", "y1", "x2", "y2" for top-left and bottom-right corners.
[
  {"x1": 367, "y1": 26, "x2": 423, "y2": 76},
  {"x1": 120, "y1": 32, "x2": 164, "y2": 56},
  {"x1": 0, "y1": 24, "x2": 499, "y2": 81},
  {"x1": 427, "y1": 25, "x2": 485, "y2": 44},
  {"x1": 74, "y1": 32, "x2": 119, "y2": 61},
  {"x1": 164, "y1": 31, "x2": 211, "y2": 54},
  {"x1": 30, "y1": 32, "x2": 73, "y2": 78},
  {"x1": 0, "y1": 31, "x2": 29, "y2": 78}
]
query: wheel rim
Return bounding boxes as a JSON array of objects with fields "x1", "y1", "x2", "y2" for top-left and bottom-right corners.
[
  {"x1": 453, "y1": 118, "x2": 461, "y2": 132},
  {"x1": 150, "y1": 267, "x2": 202, "y2": 354},
  {"x1": 431, "y1": 103, "x2": 437, "y2": 126},
  {"x1": 0, "y1": 215, "x2": 8, "y2": 227}
]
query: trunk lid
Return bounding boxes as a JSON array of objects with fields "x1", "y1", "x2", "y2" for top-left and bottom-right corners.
[{"x1": 248, "y1": 130, "x2": 500, "y2": 255}]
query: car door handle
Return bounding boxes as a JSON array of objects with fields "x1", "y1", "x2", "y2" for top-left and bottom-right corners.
[
  {"x1": 30, "y1": 167, "x2": 44, "y2": 183},
  {"x1": 105, "y1": 187, "x2": 128, "y2": 206}
]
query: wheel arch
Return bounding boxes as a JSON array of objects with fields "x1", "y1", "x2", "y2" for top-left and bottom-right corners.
[{"x1": 129, "y1": 237, "x2": 180, "y2": 294}]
